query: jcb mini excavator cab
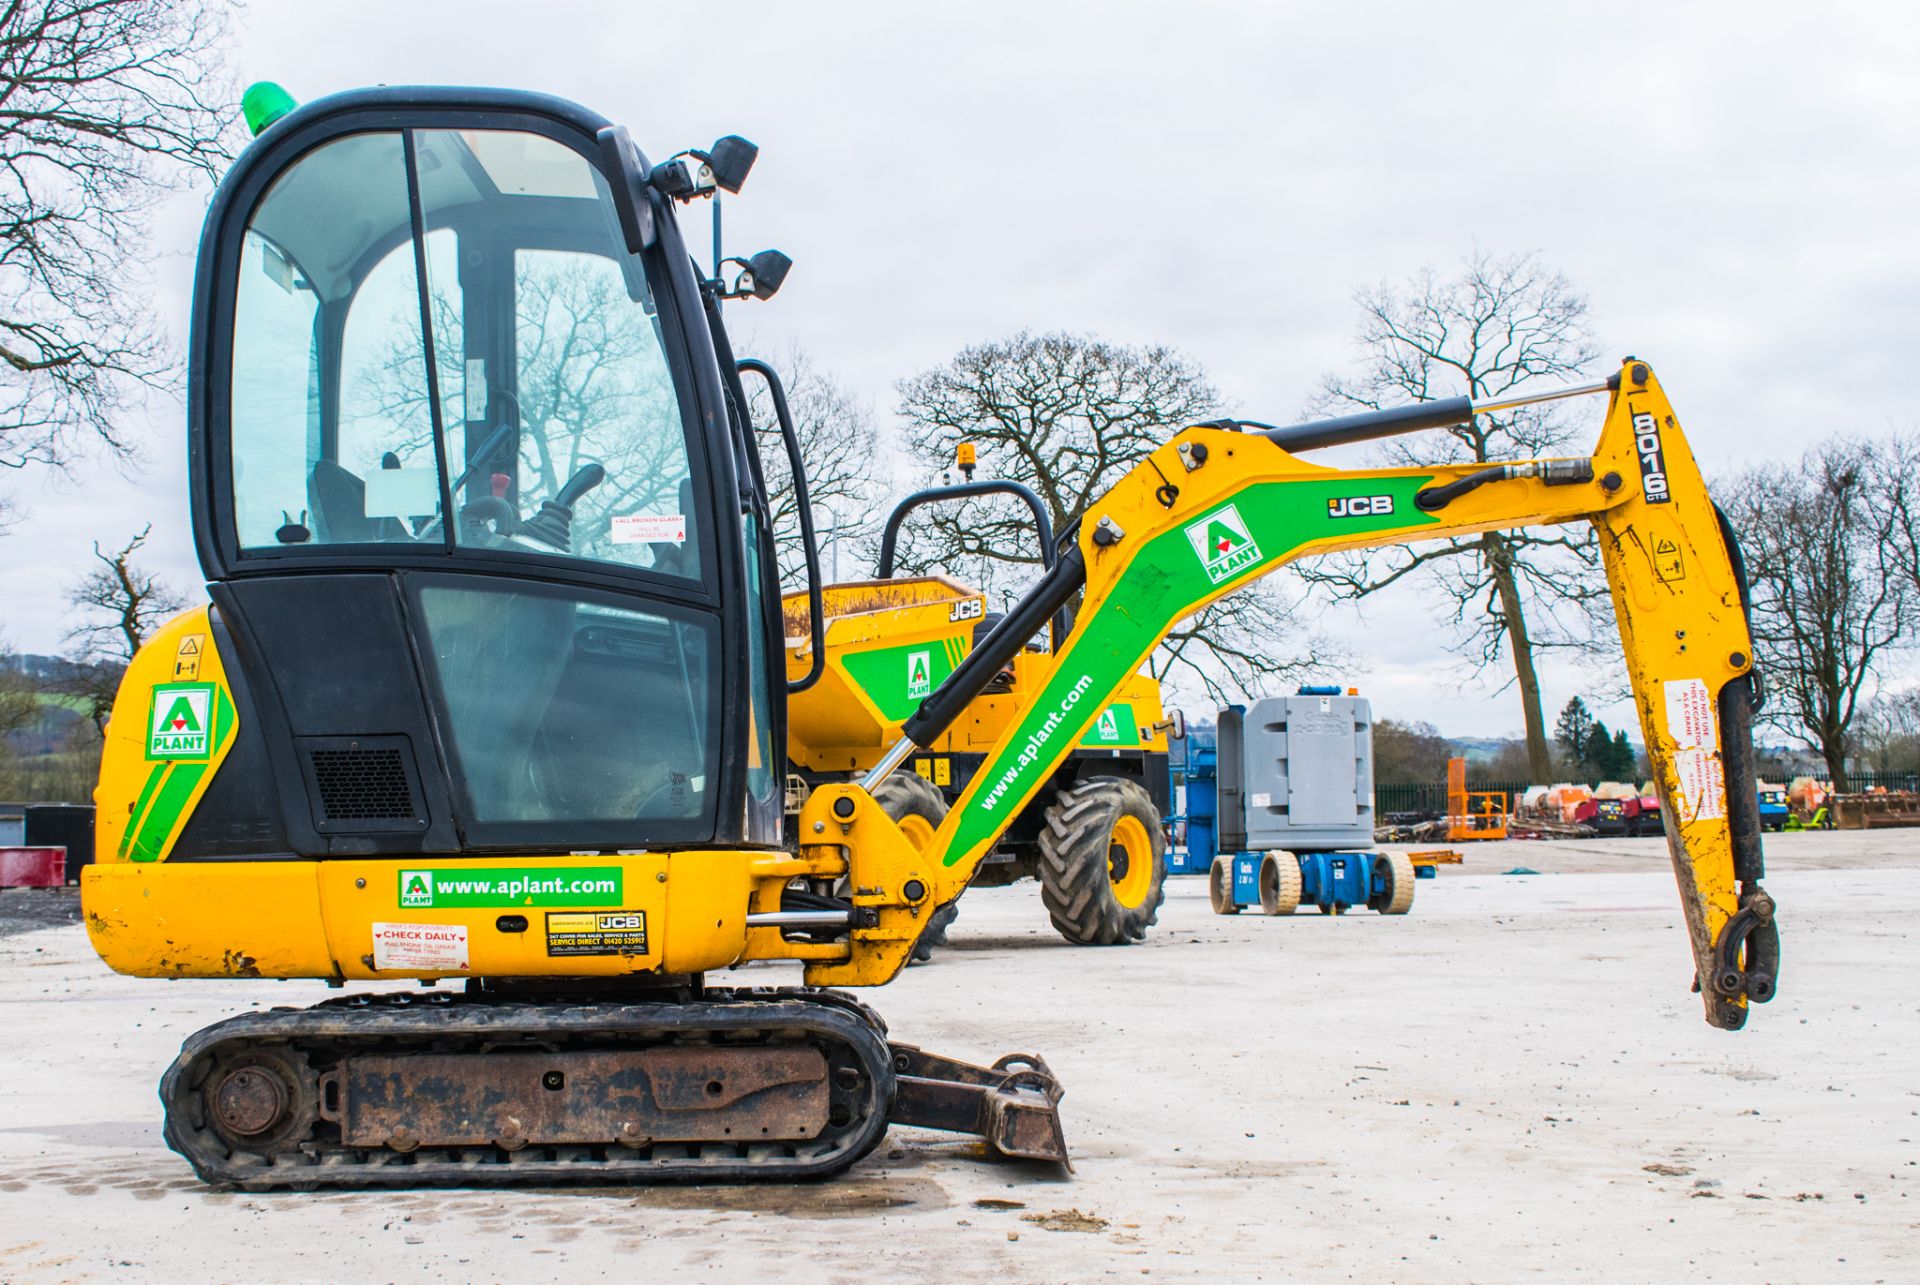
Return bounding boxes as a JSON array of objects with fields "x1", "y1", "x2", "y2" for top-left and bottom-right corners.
[{"x1": 84, "y1": 86, "x2": 1068, "y2": 1186}]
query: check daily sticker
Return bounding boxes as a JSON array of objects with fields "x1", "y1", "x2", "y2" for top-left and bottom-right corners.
[{"x1": 372, "y1": 922, "x2": 469, "y2": 971}]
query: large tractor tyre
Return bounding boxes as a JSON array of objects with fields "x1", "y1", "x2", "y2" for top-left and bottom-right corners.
[
  {"x1": 1208, "y1": 855, "x2": 1241, "y2": 915},
  {"x1": 1258, "y1": 851, "x2": 1302, "y2": 916},
  {"x1": 1368, "y1": 851, "x2": 1418, "y2": 915},
  {"x1": 1036, "y1": 776, "x2": 1167, "y2": 945},
  {"x1": 868, "y1": 771, "x2": 956, "y2": 961}
]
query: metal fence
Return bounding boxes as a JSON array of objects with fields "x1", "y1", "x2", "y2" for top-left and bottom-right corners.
[
  {"x1": 1375, "y1": 780, "x2": 1533, "y2": 818},
  {"x1": 1831, "y1": 770, "x2": 1920, "y2": 793},
  {"x1": 1375, "y1": 769, "x2": 1920, "y2": 818}
]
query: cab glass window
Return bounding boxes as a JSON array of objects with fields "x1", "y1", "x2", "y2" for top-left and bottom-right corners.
[
  {"x1": 415, "y1": 581, "x2": 716, "y2": 829},
  {"x1": 225, "y1": 127, "x2": 704, "y2": 583}
]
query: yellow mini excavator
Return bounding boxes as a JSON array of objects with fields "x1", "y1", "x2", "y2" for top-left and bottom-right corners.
[{"x1": 83, "y1": 83, "x2": 1779, "y2": 1189}]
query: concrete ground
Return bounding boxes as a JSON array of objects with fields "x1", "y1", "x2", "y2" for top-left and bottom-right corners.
[{"x1": 1, "y1": 830, "x2": 1915, "y2": 1283}]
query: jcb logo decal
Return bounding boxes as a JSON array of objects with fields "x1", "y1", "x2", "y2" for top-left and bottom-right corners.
[{"x1": 1327, "y1": 495, "x2": 1394, "y2": 519}]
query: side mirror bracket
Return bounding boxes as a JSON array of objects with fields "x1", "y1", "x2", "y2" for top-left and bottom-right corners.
[{"x1": 595, "y1": 126, "x2": 657, "y2": 251}]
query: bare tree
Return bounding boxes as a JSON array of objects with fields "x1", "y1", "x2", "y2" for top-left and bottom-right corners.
[
  {"x1": 743, "y1": 344, "x2": 886, "y2": 589},
  {"x1": 1721, "y1": 441, "x2": 1912, "y2": 789},
  {"x1": 1880, "y1": 431, "x2": 1920, "y2": 600},
  {"x1": 894, "y1": 330, "x2": 1329, "y2": 704},
  {"x1": 1853, "y1": 688, "x2": 1920, "y2": 777},
  {"x1": 1372, "y1": 717, "x2": 1455, "y2": 786},
  {"x1": 62, "y1": 523, "x2": 185, "y2": 730},
  {"x1": 0, "y1": 1, "x2": 237, "y2": 486},
  {"x1": 0, "y1": 641, "x2": 36, "y2": 739},
  {"x1": 360, "y1": 256, "x2": 694, "y2": 569},
  {"x1": 1300, "y1": 249, "x2": 1604, "y2": 783},
  {"x1": 510, "y1": 258, "x2": 686, "y2": 525}
]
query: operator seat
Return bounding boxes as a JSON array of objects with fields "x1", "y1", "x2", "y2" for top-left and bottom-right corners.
[{"x1": 307, "y1": 458, "x2": 406, "y2": 544}]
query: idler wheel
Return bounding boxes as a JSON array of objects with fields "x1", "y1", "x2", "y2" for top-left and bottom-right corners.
[
  {"x1": 201, "y1": 1048, "x2": 316, "y2": 1151},
  {"x1": 212, "y1": 1066, "x2": 288, "y2": 1136}
]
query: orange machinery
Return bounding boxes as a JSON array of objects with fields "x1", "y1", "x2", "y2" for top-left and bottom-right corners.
[{"x1": 1446, "y1": 756, "x2": 1509, "y2": 841}]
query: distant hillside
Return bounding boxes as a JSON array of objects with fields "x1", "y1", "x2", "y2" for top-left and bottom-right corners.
[
  {"x1": 1446, "y1": 737, "x2": 1515, "y2": 765},
  {"x1": 1, "y1": 653, "x2": 71, "y2": 681}
]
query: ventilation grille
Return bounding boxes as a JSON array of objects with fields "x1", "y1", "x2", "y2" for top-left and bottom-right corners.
[{"x1": 309, "y1": 746, "x2": 416, "y2": 821}]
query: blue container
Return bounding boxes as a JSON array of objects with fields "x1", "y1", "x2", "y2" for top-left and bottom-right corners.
[
  {"x1": 1168, "y1": 744, "x2": 1218, "y2": 875},
  {"x1": 1225, "y1": 848, "x2": 1398, "y2": 912},
  {"x1": 1296, "y1": 851, "x2": 1370, "y2": 911}
]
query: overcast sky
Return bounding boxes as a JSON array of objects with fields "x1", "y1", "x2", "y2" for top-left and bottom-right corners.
[{"x1": 2, "y1": 2, "x2": 1915, "y2": 740}]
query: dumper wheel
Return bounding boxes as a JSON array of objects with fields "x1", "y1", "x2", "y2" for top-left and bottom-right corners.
[
  {"x1": 1208, "y1": 855, "x2": 1240, "y2": 915},
  {"x1": 869, "y1": 771, "x2": 955, "y2": 961},
  {"x1": 1037, "y1": 776, "x2": 1166, "y2": 945},
  {"x1": 1258, "y1": 851, "x2": 1302, "y2": 916},
  {"x1": 1369, "y1": 851, "x2": 1418, "y2": 915}
]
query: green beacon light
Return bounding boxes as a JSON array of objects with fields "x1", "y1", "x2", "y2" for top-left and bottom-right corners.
[{"x1": 241, "y1": 81, "x2": 298, "y2": 137}]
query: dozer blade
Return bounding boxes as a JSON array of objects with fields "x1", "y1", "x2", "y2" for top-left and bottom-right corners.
[{"x1": 886, "y1": 1044, "x2": 1071, "y2": 1168}]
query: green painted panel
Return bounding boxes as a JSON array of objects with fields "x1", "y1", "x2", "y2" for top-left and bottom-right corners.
[{"x1": 840, "y1": 636, "x2": 962, "y2": 723}]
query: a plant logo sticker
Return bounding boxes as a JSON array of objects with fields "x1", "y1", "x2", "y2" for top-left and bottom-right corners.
[
  {"x1": 906, "y1": 649, "x2": 933, "y2": 700},
  {"x1": 1186, "y1": 504, "x2": 1261, "y2": 585},
  {"x1": 146, "y1": 682, "x2": 215, "y2": 759},
  {"x1": 399, "y1": 870, "x2": 434, "y2": 908},
  {"x1": 1094, "y1": 707, "x2": 1120, "y2": 742}
]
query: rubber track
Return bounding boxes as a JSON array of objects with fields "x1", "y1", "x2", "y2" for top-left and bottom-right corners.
[
  {"x1": 160, "y1": 988, "x2": 896, "y2": 1190},
  {"x1": 1035, "y1": 776, "x2": 1165, "y2": 945}
]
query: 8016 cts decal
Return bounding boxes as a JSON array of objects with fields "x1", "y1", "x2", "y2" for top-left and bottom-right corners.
[{"x1": 1634, "y1": 411, "x2": 1672, "y2": 504}]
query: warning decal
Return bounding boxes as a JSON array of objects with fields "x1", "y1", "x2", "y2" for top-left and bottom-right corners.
[
  {"x1": 546, "y1": 910, "x2": 649, "y2": 957},
  {"x1": 610, "y1": 513, "x2": 687, "y2": 544},
  {"x1": 172, "y1": 633, "x2": 205, "y2": 680},
  {"x1": 1652, "y1": 536, "x2": 1685, "y2": 583},
  {"x1": 1663, "y1": 679, "x2": 1726, "y2": 822},
  {"x1": 372, "y1": 922, "x2": 470, "y2": 971},
  {"x1": 1665, "y1": 678, "x2": 1717, "y2": 749}
]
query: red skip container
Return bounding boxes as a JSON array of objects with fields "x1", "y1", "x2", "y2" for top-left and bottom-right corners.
[{"x1": 0, "y1": 847, "x2": 66, "y2": 888}]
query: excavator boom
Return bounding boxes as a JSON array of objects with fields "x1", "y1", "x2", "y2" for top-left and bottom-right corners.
[{"x1": 802, "y1": 358, "x2": 1778, "y2": 1030}]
